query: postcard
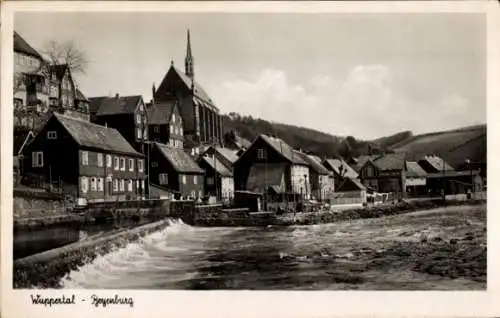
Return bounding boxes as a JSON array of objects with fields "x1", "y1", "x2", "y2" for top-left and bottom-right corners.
[{"x1": 1, "y1": 1, "x2": 499, "y2": 318}]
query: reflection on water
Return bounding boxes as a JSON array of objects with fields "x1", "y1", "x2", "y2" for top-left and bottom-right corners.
[
  {"x1": 60, "y1": 206, "x2": 486, "y2": 290},
  {"x1": 13, "y1": 216, "x2": 164, "y2": 260}
]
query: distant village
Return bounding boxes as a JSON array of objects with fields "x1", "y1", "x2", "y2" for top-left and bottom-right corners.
[{"x1": 12, "y1": 30, "x2": 486, "y2": 211}]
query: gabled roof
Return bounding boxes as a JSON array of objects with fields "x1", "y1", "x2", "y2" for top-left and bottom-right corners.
[
  {"x1": 420, "y1": 155, "x2": 455, "y2": 172},
  {"x1": 372, "y1": 153, "x2": 406, "y2": 171},
  {"x1": 337, "y1": 176, "x2": 366, "y2": 192},
  {"x1": 90, "y1": 95, "x2": 143, "y2": 116},
  {"x1": 211, "y1": 146, "x2": 239, "y2": 165},
  {"x1": 75, "y1": 89, "x2": 88, "y2": 102},
  {"x1": 324, "y1": 158, "x2": 359, "y2": 179},
  {"x1": 353, "y1": 155, "x2": 379, "y2": 172},
  {"x1": 199, "y1": 155, "x2": 233, "y2": 177},
  {"x1": 259, "y1": 135, "x2": 308, "y2": 165},
  {"x1": 406, "y1": 161, "x2": 428, "y2": 178},
  {"x1": 296, "y1": 152, "x2": 330, "y2": 175},
  {"x1": 14, "y1": 31, "x2": 42, "y2": 59},
  {"x1": 50, "y1": 64, "x2": 69, "y2": 81},
  {"x1": 155, "y1": 142, "x2": 203, "y2": 174},
  {"x1": 51, "y1": 113, "x2": 142, "y2": 156},
  {"x1": 147, "y1": 101, "x2": 176, "y2": 125}
]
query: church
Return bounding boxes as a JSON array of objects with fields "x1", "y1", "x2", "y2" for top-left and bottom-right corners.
[{"x1": 151, "y1": 30, "x2": 224, "y2": 148}]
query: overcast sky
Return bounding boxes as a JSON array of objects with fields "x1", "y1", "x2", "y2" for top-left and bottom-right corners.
[{"x1": 15, "y1": 12, "x2": 486, "y2": 139}]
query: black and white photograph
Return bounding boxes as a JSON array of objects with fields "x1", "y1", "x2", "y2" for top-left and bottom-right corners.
[{"x1": 1, "y1": 2, "x2": 499, "y2": 317}]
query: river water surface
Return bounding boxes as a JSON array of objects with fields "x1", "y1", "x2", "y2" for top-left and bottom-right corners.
[{"x1": 60, "y1": 206, "x2": 486, "y2": 290}]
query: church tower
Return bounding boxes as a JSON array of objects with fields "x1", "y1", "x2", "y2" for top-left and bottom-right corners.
[{"x1": 185, "y1": 29, "x2": 194, "y2": 79}]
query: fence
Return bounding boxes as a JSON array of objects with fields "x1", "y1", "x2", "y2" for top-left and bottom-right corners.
[{"x1": 329, "y1": 191, "x2": 365, "y2": 206}]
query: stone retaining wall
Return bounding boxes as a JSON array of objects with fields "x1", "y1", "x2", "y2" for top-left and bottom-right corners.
[{"x1": 13, "y1": 219, "x2": 172, "y2": 289}]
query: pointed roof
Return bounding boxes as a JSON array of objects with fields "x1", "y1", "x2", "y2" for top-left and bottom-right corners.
[
  {"x1": 199, "y1": 155, "x2": 233, "y2": 177},
  {"x1": 419, "y1": 155, "x2": 455, "y2": 172},
  {"x1": 50, "y1": 113, "x2": 142, "y2": 156},
  {"x1": 90, "y1": 95, "x2": 143, "y2": 116},
  {"x1": 154, "y1": 142, "x2": 203, "y2": 174},
  {"x1": 295, "y1": 152, "x2": 329, "y2": 175},
  {"x1": 147, "y1": 101, "x2": 177, "y2": 125},
  {"x1": 372, "y1": 153, "x2": 406, "y2": 171},
  {"x1": 50, "y1": 64, "x2": 69, "y2": 80},
  {"x1": 324, "y1": 158, "x2": 358, "y2": 178},
  {"x1": 406, "y1": 161, "x2": 428, "y2": 178},
  {"x1": 210, "y1": 146, "x2": 239, "y2": 165},
  {"x1": 14, "y1": 31, "x2": 42, "y2": 59},
  {"x1": 75, "y1": 88, "x2": 88, "y2": 102},
  {"x1": 186, "y1": 29, "x2": 193, "y2": 61},
  {"x1": 258, "y1": 135, "x2": 308, "y2": 165}
]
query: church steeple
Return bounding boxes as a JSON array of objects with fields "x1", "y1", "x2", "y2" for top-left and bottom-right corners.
[{"x1": 185, "y1": 29, "x2": 194, "y2": 79}]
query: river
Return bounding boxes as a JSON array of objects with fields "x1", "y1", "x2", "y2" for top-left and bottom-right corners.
[{"x1": 55, "y1": 205, "x2": 486, "y2": 290}]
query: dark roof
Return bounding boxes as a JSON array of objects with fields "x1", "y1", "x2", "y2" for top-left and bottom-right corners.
[
  {"x1": 75, "y1": 89, "x2": 88, "y2": 102},
  {"x1": 200, "y1": 155, "x2": 233, "y2": 177},
  {"x1": 259, "y1": 135, "x2": 308, "y2": 165},
  {"x1": 90, "y1": 95, "x2": 143, "y2": 116},
  {"x1": 338, "y1": 177, "x2": 366, "y2": 191},
  {"x1": 155, "y1": 142, "x2": 203, "y2": 173},
  {"x1": 420, "y1": 155, "x2": 455, "y2": 172},
  {"x1": 168, "y1": 66, "x2": 215, "y2": 106},
  {"x1": 372, "y1": 153, "x2": 406, "y2": 171},
  {"x1": 296, "y1": 153, "x2": 329, "y2": 175},
  {"x1": 212, "y1": 146, "x2": 239, "y2": 164},
  {"x1": 147, "y1": 101, "x2": 176, "y2": 125},
  {"x1": 354, "y1": 155, "x2": 379, "y2": 172},
  {"x1": 52, "y1": 113, "x2": 142, "y2": 156},
  {"x1": 50, "y1": 64, "x2": 68, "y2": 81},
  {"x1": 14, "y1": 31, "x2": 42, "y2": 58},
  {"x1": 406, "y1": 161, "x2": 428, "y2": 178},
  {"x1": 427, "y1": 170, "x2": 481, "y2": 178},
  {"x1": 324, "y1": 158, "x2": 359, "y2": 179}
]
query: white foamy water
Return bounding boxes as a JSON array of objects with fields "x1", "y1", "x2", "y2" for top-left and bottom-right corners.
[{"x1": 59, "y1": 207, "x2": 486, "y2": 290}]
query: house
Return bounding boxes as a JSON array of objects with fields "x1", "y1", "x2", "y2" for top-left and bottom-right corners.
[
  {"x1": 234, "y1": 134, "x2": 311, "y2": 200},
  {"x1": 197, "y1": 154, "x2": 234, "y2": 202},
  {"x1": 296, "y1": 153, "x2": 334, "y2": 202},
  {"x1": 351, "y1": 155, "x2": 379, "y2": 172},
  {"x1": 147, "y1": 100, "x2": 184, "y2": 149},
  {"x1": 322, "y1": 157, "x2": 359, "y2": 189},
  {"x1": 89, "y1": 94, "x2": 149, "y2": 153},
  {"x1": 418, "y1": 154, "x2": 455, "y2": 174},
  {"x1": 425, "y1": 170, "x2": 483, "y2": 196},
  {"x1": 21, "y1": 113, "x2": 147, "y2": 203},
  {"x1": 358, "y1": 153, "x2": 406, "y2": 198},
  {"x1": 202, "y1": 146, "x2": 239, "y2": 172},
  {"x1": 149, "y1": 142, "x2": 204, "y2": 200},
  {"x1": 405, "y1": 161, "x2": 428, "y2": 196},
  {"x1": 152, "y1": 30, "x2": 223, "y2": 146},
  {"x1": 330, "y1": 177, "x2": 367, "y2": 206},
  {"x1": 223, "y1": 130, "x2": 252, "y2": 151}
]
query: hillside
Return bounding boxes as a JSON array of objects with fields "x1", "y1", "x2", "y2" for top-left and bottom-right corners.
[
  {"x1": 221, "y1": 113, "x2": 486, "y2": 170},
  {"x1": 390, "y1": 124, "x2": 487, "y2": 169}
]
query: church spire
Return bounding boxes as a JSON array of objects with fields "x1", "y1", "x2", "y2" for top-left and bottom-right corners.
[{"x1": 185, "y1": 28, "x2": 194, "y2": 79}]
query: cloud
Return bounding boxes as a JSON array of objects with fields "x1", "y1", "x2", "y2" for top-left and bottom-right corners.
[{"x1": 209, "y1": 65, "x2": 482, "y2": 139}]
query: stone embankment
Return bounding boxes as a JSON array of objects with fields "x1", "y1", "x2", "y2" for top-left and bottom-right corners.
[{"x1": 13, "y1": 219, "x2": 172, "y2": 289}]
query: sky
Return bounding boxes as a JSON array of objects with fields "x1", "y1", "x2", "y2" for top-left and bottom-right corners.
[{"x1": 15, "y1": 12, "x2": 486, "y2": 139}]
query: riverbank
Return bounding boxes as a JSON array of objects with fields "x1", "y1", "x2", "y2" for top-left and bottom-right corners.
[{"x1": 13, "y1": 219, "x2": 175, "y2": 289}]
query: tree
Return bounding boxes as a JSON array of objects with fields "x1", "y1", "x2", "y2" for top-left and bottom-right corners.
[{"x1": 42, "y1": 40, "x2": 88, "y2": 75}]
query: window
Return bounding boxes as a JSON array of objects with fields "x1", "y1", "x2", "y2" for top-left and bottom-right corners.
[
  {"x1": 136, "y1": 113, "x2": 141, "y2": 124},
  {"x1": 119, "y1": 179, "x2": 125, "y2": 191},
  {"x1": 81, "y1": 151, "x2": 89, "y2": 165},
  {"x1": 141, "y1": 180, "x2": 145, "y2": 190},
  {"x1": 172, "y1": 114, "x2": 176, "y2": 122},
  {"x1": 144, "y1": 128, "x2": 148, "y2": 139},
  {"x1": 159, "y1": 173, "x2": 168, "y2": 185},
  {"x1": 199, "y1": 190, "x2": 203, "y2": 198},
  {"x1": 47, "y1": 131, "x2": 57, "y2": 139},
  {"x1": 114, "y1": 156, "x2": 119, "y2": 170},
  {"x1": 193, "y1": 175, "x2": 197, "y2": 184},
  {"x1": 128, "y1": 179, "x2": 133, "y2": 192},
  {"x1": 129, "y1": 159, "x2": 134, "y2": 171},
  {"x1": 154, "y1": 126, "x2": 160, "y2": 133},
  {"x1": 207, "y1": 177, "x2": 214, "y2": 185},
  {"x1": 191, "y1": 190, "x2": 196, "y2": 199},
  {"x1": 120, "y1": 158, "x2": 126, "y2": 171},
  {"x1": 136, "y1": 180, "x2": 140, "y2": 190},
  {"x1": 97, "y1": 153, "x2": 103, "y2": 167},
  {"x1": 169, "y1": 140, "x2": 174, "y2": 147},
  {"x1": 106, "y1": 155, "x2": 112, "y2": 167},
  {"x1": 152, "y1": 161, "x2": 158, "y2": 168},
  {"x1": 182, "y1": 175, "x2": 187, "y2": 185},
  {"x1": 32, "y1": 151, "x2": 43, "y2": 167},
  {"x1": 180, "y1": 128, "x2": 183, "y2": 136},
  {"x1": 113, "y1": 179, "x2": 119, "y2": 192},
  {"x1": 138, "y1": 159, "x2": 144, "y2": 172},
  {"x1": 98, "y1": 178, "x2": 104, "y2": 192},
  {"x1": 137, "y1": 128, "x2": 142, "y2": 139},
  {"x1": 257, "y1": 149, "x2": 267, "y2": 160},
  {"x1": 80, "y1": 177, "x2": 88, "y2": 194},
  {"x1": 91, "y1": 178, "x2": 97, "y2": 191},
  {"x1": 170, "y1": 125, "x2": 173, "y2": 134}
]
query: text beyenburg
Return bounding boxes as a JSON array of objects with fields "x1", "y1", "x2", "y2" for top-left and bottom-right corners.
[{"x1": 30, "y1": 294, "x2": 134, "y2": 308}]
